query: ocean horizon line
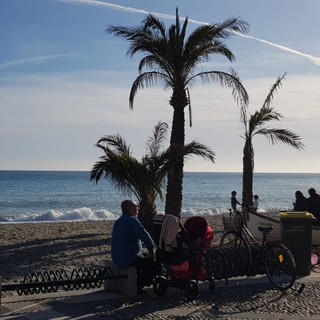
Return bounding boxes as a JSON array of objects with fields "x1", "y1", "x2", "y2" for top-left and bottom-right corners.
[{"x1": 0, "y1": 169, "x2": 319, "y2": 174}]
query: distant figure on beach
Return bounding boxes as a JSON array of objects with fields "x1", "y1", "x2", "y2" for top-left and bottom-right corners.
[
  {"x1": 293, "y1": 190, "x2": 308, "y2": 211},
  {"x1": 307, "y1": 188, "x2": 320, "y2": 225},
  {"x1": 231, "y1": 191, "x2": 241, "y2": 212},
  {"x1": 249, "y1": 194, "x2": 259, "y2": 212},
  {"x1": 111, "y1": 199, "x2": 162, "y2": 294}
]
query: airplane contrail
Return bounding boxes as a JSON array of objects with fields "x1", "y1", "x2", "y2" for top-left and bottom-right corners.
[
  {"x1": 58, "y1": 0, "x2": 320, "y2": 66},
  {"x1": 0, "y1": 54, "x2": 73, "y2": 69},
  {"x1": 237, "y1": 33, "x2": 320, "y2": 66}
]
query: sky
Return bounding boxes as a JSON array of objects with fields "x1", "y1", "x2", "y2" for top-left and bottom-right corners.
[{"x1": 0, "y1": 0, "x2": 319, "y2": 173}]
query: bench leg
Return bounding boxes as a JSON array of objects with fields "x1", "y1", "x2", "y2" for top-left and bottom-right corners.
[{"x1": 104, "y1": 261, "x2": 137, "y2": 297}]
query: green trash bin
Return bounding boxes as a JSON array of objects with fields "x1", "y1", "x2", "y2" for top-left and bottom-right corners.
[{"x1": 280, "y1": 212, "x2": 315, "y2": 276}]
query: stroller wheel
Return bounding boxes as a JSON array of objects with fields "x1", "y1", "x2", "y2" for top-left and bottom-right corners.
[
  {"x1": 209, "y1": 279, "x2": 215, "y2": 294},
  {"x1": 153, "y1": 276, "x2": 168, "y2": 296},
  {"x1": 184, "y1": 280, "x2": 198, "y2": 301}
]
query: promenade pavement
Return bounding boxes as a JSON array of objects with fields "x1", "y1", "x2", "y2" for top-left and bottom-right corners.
[{"x1": 2, "y1": 267, "x2": 320, "y2": 320}]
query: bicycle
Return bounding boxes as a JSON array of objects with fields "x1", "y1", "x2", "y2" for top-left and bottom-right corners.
[{"x1": 219, "y1": 206, "x2": 296, "y2": 291}]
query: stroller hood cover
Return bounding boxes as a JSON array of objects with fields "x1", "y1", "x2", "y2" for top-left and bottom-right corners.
[{"x1": 184, "y1": 216, "x2": 214, "y2": 250}]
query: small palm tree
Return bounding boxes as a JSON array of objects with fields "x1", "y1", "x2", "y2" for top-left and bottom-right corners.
[
  {"x1": 106, "y1": 9, "x2": 249, "y2": 217},
  {"x1": 90, "y1": 122, "x2": 215, "y2": 229},
  {"x1": 240, "y1": 73, "x2": 305, "y2": 206}
]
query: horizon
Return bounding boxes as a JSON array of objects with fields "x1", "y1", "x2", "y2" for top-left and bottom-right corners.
[{"x1": 1, "y1": 169, "x2": 319, "y2": 174}]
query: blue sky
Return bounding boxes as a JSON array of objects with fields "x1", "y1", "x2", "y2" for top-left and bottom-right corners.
[{"x1": 1, "y1": 0, "x2": 319, "y2": 173}]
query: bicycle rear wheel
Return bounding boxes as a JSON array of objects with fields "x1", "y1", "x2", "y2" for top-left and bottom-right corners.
[
  {"x1": 264, "y1": 243, "x2": 296, "y2": 291},
  {"x1": 220, "y1": 231, "x2": 252, "y2": 276},
  {"x1": 220, "y1": 230, "x2": 246, "y2": 248}
]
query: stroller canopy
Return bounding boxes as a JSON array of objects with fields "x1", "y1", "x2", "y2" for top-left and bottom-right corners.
[{"x1": 184, "y1": 216, "x2": 214, "y2": 250}]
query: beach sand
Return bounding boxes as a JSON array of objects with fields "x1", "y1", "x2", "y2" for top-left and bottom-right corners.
[
  {"x1": 0, "y1": 215, "x2": 224, "y2": 288},
  {"x1": 3, "y1": 215, "x2": 320, "y2": 319}
]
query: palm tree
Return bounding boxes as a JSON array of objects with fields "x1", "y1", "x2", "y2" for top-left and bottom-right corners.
[
  {"x1": 90, "y1": 122, "x2": 215, "y2": 229},
  {"x1": 240, "y1": 73, "x2": 305, "y2": 206},
  {"x1": 106, "y1": 9, "x2": 249, "y2": 217}
]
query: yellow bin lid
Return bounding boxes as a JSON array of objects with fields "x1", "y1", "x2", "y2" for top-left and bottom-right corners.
[{"x1": 280, "y1": 211, "x2": 314, "y2": 219}]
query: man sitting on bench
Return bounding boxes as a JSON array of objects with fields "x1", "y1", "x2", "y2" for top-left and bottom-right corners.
[{"x1": 111, "y1": 199, "x2": 162, "y2": 294}]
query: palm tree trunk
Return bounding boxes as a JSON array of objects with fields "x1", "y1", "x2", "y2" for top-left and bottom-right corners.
[
  {"x1": 165, "y1": 161, "x2": 183, "y2": 218},
  {"x1": 242, "y1": 140, "x2": 254, "y2": 206},
  {"x1": 165, "y1": 89, "x2": 187, "y2": 218},
  {"x1": 138, "y1": 200, "x2": 157, "y2": 233}
]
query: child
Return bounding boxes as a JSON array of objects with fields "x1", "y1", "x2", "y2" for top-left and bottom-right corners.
[
  {"x1": 231, "y1": 191, "x2": 241, "y2": 212},
  {"x1": 250, "y1": 195, "x2": 259, "y2": 212}
]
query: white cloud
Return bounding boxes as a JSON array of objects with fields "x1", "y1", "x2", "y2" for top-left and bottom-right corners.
[{"x1": 1, "y1": 65, "x2": 319, "y2": 171}]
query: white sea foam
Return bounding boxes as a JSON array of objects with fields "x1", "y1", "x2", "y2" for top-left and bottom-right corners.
[
  {"x1": 0, "y1": 205, "x2": 290, "y2": 224},
  {"x1": 181, "y1": 208, "x2": 223, "y2": 217},
  {"x1": 0, "y1": 207, "x2": 118, "y2": 223}
]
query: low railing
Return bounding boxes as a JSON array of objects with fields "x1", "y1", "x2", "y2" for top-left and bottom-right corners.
[{"x1": 0, "y1": 266, "x2": 127, "y2": 304}]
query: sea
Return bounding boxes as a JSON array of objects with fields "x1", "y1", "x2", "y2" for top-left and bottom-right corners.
[{"x1": 0, "y1": 171, "x2": 319, "y2": 223}]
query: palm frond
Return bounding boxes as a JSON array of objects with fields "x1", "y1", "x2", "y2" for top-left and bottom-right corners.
[
  {"x1": 146, "y1": 121, "x2": 168, "y2": 157},
  {"x1": 259, "y1": 105, "x2": 283, "y2": 122},
  {"x1": 184, "y1": 18, "x2": 248, "y2": 69},
  {"x1": 129, "y1": 72, "x2": 170, "y2": 109},
  {"x1": 139, "y1": 55, "x2": 161, "y2": 72},
  {"x1": 142, "y1": 13, "x2": 167, "y2": 38},
  {"x1": 191, "y1": 70, "x2": 249, "y2": 107},
  {"x1": 175, "y1": 7, "x2": 181, "y2": 38},
  {"x1": 96, "y1": 134, "x2": 131, "y2": 155},
  {"x1": 263, "y1": 72, "x2": 287, "y2": 109},
  {"x1": 255, "y1": 128, "x2": 305, "y2": 150},
  {"x1": 248, "y1": 105, "x2": 283, "y2": 137},
  {"x1": 90, "y1": 160, "x2": 106, "y2": 182},
  {"x1": 179, "y1": 9, "x2": 188, "y2": 46},
  {"x1": 105, "y1": 25, "x2": 139, "y2": 39},
  {"x1": 182, "y1": 140, "x2": 216, "y2": 163},
  {"x1": 90, "y1": 153, "x2": 137, "y2": 193},
  {"x1": 186, "y1": 39, "x2": 235, "y2": 70},
  {"x1": 213, "y1": 17, "x2": 250, "y2": 37}
]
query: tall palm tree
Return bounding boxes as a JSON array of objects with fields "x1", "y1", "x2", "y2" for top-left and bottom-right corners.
[
  {"x1": 106, "y1": 9, "x2": 249, "y2": 217},
  {"x1": 240, "y1": 73, "x2": 305, "y2": 206},
  {"x1": 90, "y1": 122, "x2": 215, "y2": 229}
]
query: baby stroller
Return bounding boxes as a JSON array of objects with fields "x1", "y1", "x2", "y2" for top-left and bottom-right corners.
[{"x1": 152, "y1": 214, "x2": 215, "y2": 300}]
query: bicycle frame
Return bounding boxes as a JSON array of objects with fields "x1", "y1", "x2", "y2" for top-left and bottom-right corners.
[
  {"x1": 224, "y1": 208, "x2": 278, "y2": 270},
  {"x1": 222, "y1": 208, "x2": 296, "y2": 290}
]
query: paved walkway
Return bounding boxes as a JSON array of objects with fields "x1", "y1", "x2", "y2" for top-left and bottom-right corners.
[{"x1": 1, "y1": 270, "x2": 320, "y2": 319}]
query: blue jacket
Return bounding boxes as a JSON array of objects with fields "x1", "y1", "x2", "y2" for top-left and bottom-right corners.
[{"x1": 111, "y1": 214, "x2": 154, "y2": 268}]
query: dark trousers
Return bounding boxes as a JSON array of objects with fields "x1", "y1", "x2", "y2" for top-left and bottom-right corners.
[{"x1": 129, "y1": 256, "x2": 162, "y2": 288}]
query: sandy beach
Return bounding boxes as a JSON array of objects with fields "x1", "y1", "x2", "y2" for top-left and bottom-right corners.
[
  {"x1": 3, "y1": 215, "x2": 320, "y2": 319},
  {"x1": 0, "y1": 215, "x2": 225, "y2": 287}
]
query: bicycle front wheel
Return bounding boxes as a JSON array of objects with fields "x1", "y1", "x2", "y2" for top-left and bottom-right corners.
[{"x1": 264, "y1": 243, "x2": 296, "y2": 291}]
